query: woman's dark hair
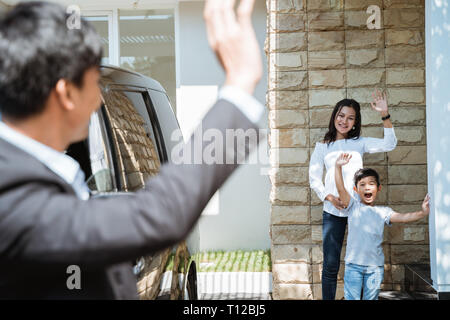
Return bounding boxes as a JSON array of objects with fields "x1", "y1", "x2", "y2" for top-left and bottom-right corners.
[
  {"x1": 354, "y1": 168, "x2": 381, "y2": 187},
  {"x1": 0, "y1": 1, "x2": 103, "y2": 120},
  {"x1": 323, "y1": 99, "x2": 362, "y2": 145}
]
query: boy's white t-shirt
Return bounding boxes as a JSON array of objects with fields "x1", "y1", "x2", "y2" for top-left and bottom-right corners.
[{"x1": 344, "y1": 194, "x2": 393, "y2": 267}]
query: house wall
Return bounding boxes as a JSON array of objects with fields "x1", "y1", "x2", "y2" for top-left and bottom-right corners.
[
  {"x1": 268, "y1": 0, "x2": 427, "y2": 299},
  {"x1": 177, "y1": 0, "x2": 271, "y2": 251}
]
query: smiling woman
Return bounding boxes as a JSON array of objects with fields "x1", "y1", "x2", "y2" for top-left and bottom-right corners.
[{"x1": 308, "y1": 90, "x2": 398, "y2": 300}]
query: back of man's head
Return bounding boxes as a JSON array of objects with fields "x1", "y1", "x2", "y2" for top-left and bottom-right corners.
[{"x1": 0, "y1": 1, "x2": 103, "y2": 120}]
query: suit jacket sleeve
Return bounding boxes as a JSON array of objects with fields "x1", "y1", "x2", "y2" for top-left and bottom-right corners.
[{"x1": 0, "y1": 99, "x2": 262, "y2": 269}]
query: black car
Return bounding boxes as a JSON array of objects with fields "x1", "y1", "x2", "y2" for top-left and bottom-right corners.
[{"x1": 66, "y1": 65, "x2": 198, "y2": 300}]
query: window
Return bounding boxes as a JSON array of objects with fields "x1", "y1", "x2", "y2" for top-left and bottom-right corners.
[
  {"x1": 119, "y1": 9, "x2": 176, "y2": 111},
  {"x1": 66, "y1": 108, "x2": 116, "y2": 194}
]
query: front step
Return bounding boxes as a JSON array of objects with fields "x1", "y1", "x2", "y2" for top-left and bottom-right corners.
[{"x1": 404, "y1": 264, "x2": 438, "y2": 300}]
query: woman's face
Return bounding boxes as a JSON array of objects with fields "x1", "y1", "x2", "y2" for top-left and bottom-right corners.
[{"x1": 334, "y1": 106, "x2": 356, "y2": 138}]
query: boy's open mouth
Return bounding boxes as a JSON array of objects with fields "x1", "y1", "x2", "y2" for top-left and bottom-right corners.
[{"x1": 364, "y1": 192, "x2": 373, "y2": 199}]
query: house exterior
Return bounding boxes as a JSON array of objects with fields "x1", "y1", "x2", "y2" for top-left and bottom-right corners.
[
  {"x1": 268, "y1": 0, "x2": 450, "y2": 300},
  {"x1": 1, "y1": 0, "x2": 449, "y2": 299}
]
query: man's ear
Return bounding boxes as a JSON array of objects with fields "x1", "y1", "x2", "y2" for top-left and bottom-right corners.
[
  {"x1": 55, "y1": 79, "x2": 76, "y2": 111},
  {"x1": 378, "y1": 185, "x2": 382, "y2": 192},
  {"x1": 353, "y1": 186, "x2": 357, "y2": 192}
]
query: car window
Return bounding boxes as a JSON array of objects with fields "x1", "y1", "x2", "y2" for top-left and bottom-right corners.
[
  {"x1": 86, "y1": 110, "x2": 116, "y2": 193},
  {"x1": 101, "y1": 87, "x2": 162, "y2": 192},
  {"x1": 66, "y1": 108, "x2": 117, "y2": 194}
]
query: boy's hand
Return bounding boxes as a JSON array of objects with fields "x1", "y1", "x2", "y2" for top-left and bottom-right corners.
[
  {"x1": 421, "y1": 194, "x2": 431, "y2": 216},
  {"x1": 371, "y1": 89, "x2": 389, "y2": 117},
  {"x1": 335, "y1": 153, "x2": 352, "y2": 168}
]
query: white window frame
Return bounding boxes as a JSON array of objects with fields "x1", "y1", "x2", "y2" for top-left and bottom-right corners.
[
  {"x1": 81, "y1": 2, "x2": 178, "y2": 86},
  {"x1": 83, "y1": 10, "x2": 119, "y2": 66}
]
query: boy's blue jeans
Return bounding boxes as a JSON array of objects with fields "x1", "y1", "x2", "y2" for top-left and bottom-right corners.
[{"x1": 344, "y1": 263, "x2": 384, "y2": 300}]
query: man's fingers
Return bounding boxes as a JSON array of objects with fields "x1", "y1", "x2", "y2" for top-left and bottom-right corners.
[{"x1": 237, "y1": 0, "x2": 256, "y2": 22}]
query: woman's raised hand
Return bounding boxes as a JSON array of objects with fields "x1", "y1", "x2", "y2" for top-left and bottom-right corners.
[{"x1": 370, "y1": 89, "x2": 389, "y2": 117}]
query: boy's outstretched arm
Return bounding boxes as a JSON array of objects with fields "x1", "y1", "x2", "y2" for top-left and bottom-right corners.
[
  {"x1": 335, "y1": 153, "x2": 352, "y2": 208},
  {"x1": 390, "y1": 194, "x2": 430, "y2": 223}
]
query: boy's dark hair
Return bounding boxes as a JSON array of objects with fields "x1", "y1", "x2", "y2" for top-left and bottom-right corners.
[
  {"x1": 323, "y1": 98, "x2": 362, "y2": 145},
  {"x1": 354, "y1": 168, "x2": 380, "y2": 187},
  {"x1": 0, "y1": 1, "x2": 103, "y2": 120}
]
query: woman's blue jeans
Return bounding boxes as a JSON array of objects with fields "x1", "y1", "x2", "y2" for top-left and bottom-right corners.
[
  {"x1": 322, "y1": 211, "x2": 347, "y2": 300},
  {"x1": 344, "y1": 263, "x2": 384, "y2": 300}
]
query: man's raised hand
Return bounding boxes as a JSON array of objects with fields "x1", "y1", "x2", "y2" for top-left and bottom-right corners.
[{"x1": 204, "y1": 0, "x2": 262, "y2": 95}]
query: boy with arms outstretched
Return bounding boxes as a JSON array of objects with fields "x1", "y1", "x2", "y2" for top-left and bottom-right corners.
[{"x1": 335, "y1": 153, "x2": 430, "y2": 300}]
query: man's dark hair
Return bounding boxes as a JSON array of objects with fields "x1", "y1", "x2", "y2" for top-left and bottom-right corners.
[
  {"x1": 0, "y1": 1, "x2": 103, "y2": 120},
  {"x1": 354, "y1": 168, "x2": 380, "y2": 187}
]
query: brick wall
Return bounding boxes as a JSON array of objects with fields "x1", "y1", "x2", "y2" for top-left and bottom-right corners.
[{"x1": 267, "y1": 0, "x2": 427, "y2": 299}]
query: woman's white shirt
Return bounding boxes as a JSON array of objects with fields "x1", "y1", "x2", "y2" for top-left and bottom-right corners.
[{"x1": 309, "y1": 128, "x2": 397, "y2": 217}]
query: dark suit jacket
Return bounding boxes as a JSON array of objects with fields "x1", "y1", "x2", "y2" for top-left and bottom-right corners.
[{"x1": 0, "y1": 99, "x2": 261, "y2": 299}]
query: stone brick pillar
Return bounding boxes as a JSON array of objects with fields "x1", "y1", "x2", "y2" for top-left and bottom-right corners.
[{"x1": 267, "y1": 0, "x2": 427, "y2": 299}]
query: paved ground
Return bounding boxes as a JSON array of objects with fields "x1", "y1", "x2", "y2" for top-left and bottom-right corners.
[{"x1": 200, "y1": 293, "x2": 272, "y2": 300}]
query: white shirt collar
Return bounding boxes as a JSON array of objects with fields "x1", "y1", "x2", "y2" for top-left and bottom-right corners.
[{"x1": 0, "y1": 121, "x2": 81, "y2": 185}]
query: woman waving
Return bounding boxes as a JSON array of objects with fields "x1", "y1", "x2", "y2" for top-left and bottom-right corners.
[{"x1": 309, "y1": 90, "x2": 397, "y2": 300}]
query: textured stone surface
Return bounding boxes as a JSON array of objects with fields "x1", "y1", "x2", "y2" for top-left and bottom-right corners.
[
  {"x1": 270, "y1": 128, "x2": 309, "y2": 148},
  {"x1": 309, "y1": 70, "x2": 346, "y2": 88},
  {"x1": 270, "y1": 148, "x2": 310, "y2": 166},
  {"x1": 347, "y1": 48, "x2": 385, "y2": 68},
  {"x1": 388, "y1": 146, "x2": 427, "y2": 165},
  {"x1": 388, "y1": 165, "x2": 427, "y2": 185},
  {"x1": 269, "y1": 32, "x2": 308, "y2": 52},
  {"x1": 385, "y1": 46, "x2": 425, "y2": 67},
  {"x1": 306, "y1": 0, "x2": 344, "y2": 11},
  {"x1": 384, "y1": 0, "x2": 425, "y2": 8},
  {"x1": 270, "y1": 185, "x2": 310, "y2": 204},
  {"x1": 270, "y1": 12, "x2": 306, "y2": 33},
  {"x1": 346, "y1": 30, "x2": 384, "y2": 49},
  {"x1": 390, "y1": 245, "x2": 430, "y2": 264},
  {"x1": 385, "y1": 30, "x2": 424, "y2": 46},
  {"x1": 308, "y1": 31, "x2": 344, "y2": 51},
  {"x1": 272, "y1": 225, "x2": 312, "y2": 244},
  {"x1": 273, "y1": 263, "x2": 313, "y2": 283},
  {"x1": 268, "y1": 0, "x2": 427, "y2": 299},
  {"x1": 267, "y1": 90, "x2": 309, "y2": 110},
  {"x1": 389, "y1": 185, "x2": 428, "y2": 204},
  {"x1": 273, "y1": 283, "x2": 314, "y2": 299},
  {"x1": 309, "y1": 89, "x2": 346, "y2": 107},
  {"x1": 270, "y1": 52, "x2": 308, "y2": 71},
  {"x1": 271, "y1": 244, "x2": 312, "y2": 263},
  {"x1": 270, "y1": 0, "x2": 306, "y2": 13},
  {"x1": 347, "y1": 68, "x2": 385, "y2": 88},
  {"x1": 308, "y1": 50, "x2": 345, "y2": 69},
  {"x1": 384, "y1": 9, "x2": 425, "y2": 28},
  {"x1": 269, "y1": 70, "x2": 308, "y2": 90},
  {"x1": 307, "y1": 12, "x2": 344, "y2": 31},
  {"x1": 387, "y1": 68, "x2": 425, "y2": 87},
  {"x1": 270, "y1": 166, "x2": 309, "y2": 186},
  {"x1": 269, "y1": 110, "x2": 308, "y2": 128},
  {"x1": 271, "y1": 205, "x2": 310, "y2": 224}
]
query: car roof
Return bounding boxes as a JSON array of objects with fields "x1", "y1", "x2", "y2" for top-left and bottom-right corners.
[{"x1": 100, "y1": 65, "x2": 166, "y2": 93}]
